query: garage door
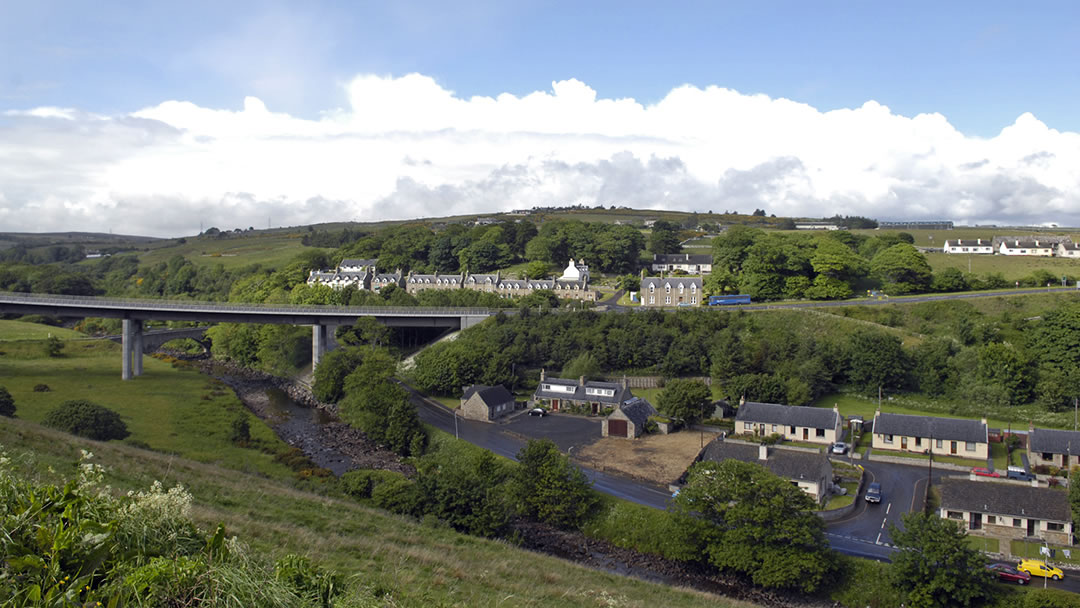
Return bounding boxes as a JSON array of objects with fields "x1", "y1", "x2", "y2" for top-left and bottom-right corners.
[{"x1": 608, "y1": 419, "x2": 628, "y2": 437}]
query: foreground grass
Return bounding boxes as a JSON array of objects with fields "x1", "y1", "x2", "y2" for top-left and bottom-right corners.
[
  {"x1": 0, "y1": 418, "x2": 751, "y2": 608},
  {"x1": 0, "y1": 318, "x2": 86, "y2": 340}
]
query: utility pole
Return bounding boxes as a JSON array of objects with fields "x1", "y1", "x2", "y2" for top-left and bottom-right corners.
[
  {"x1": 926, "y1": 431, "x2": 934, "y2": 514},
  {"x1": 454, "y1": 408, "x2": 459, "y2": 440}
]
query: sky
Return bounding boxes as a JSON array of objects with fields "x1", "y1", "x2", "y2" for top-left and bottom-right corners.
[{"x1": 2, "y1": 1, "x2": 1079, "y2": 237}]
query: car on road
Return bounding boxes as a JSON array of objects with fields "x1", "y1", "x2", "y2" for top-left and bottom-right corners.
[
  {"x1": 972, "y1": 467, "x2": 1000, "y2": 478},
  {"x1": 1018, "y1": 559, "x2": 1064, "y2": 580},
  {"x1": 528, "y1": 408, "x2": 547, "y2": 417},
  {"x1": 864, "y1": 482, "x2": 882, "y2": 503},
  {"x1": 1006, "y1": 466, "x2": 1035, "y2": 481},
  {"x1": 986, "y1": 562, "x2": 1031, "y2": 585},
  {"x1": 831, "y1": 442, "x2": 848, "y2": 455}
]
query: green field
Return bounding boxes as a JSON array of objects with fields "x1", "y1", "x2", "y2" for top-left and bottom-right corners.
[
  {"x1": 138, "y1": 232, "x2": 310, "y2": 270},
  {"x1": 0, "y1": 319, "x2": 85, "y2": 340},
  {"x1": 925, "y1": 251, "x2": 1080, "y2": 281}
]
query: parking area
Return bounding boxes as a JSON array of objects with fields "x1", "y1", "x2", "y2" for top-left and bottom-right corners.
[{"x1": 503, "y1": 411, "x2": 601, "y2": 453}]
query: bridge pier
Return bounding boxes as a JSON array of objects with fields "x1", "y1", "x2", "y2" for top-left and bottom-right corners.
[
  {"x1": 122, "y1": 319, "x2": 144, "y2": 380},
  {"x1": 312, "y1": 324, "x2": 328, "y2": 369}
]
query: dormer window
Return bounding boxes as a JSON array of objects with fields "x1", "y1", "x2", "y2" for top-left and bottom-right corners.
[
  {"x1": 665, "y1": 285, "x2": 671, "y2": 294},
  {"x1": 690, "y1": 283, "x2": 696, "y2": 293}
]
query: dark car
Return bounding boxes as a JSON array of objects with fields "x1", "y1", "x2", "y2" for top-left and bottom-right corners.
[
  {"x1": 1006, "y1": 466, "x2": 1035, "y2": 481},
  {"x1": 987, "y1": 562, "x2": 1031, "y2": 585},
  {"x1": 864, "y1": 482, "x2": 882, "y2": 504},
  {"x1": 528, "y1": 408, "x2": 547, "y2": 417}
]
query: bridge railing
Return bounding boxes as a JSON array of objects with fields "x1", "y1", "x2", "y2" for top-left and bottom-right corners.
[{"x1": 0, "y1": 291, "x2": 495, "y2": 317}]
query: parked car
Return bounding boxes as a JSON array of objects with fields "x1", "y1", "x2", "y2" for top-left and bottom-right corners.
[
  {"x1": 986, "y1": 562, "x2": 1031, "y2": 585},
  {"x1": 831, "y1": 442, "x2": 848, "y2": 455},
  {"x1": 1006, "y1": 466, "x2": 1035, "y2": 481},
  {"x1": 972, "y1": 467, "x2": 1000, "y2": 478},
  {"x1": 1018, "y1": 559, "x2": 1064, "y2": 580},
  {"x1": 528, "y1": 408, "x2": 547, "y2": 417},
  {"x1": 865, "y1": 482, "x2": 882, "y2": 503}
]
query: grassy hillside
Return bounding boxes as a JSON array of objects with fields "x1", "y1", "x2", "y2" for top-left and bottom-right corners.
[
  {"x1": 0, "y1": 319, "x2": 85, "y2": 340},
  {"x1": 138, "y1": 231, "x2": 311, "y2": 270}
]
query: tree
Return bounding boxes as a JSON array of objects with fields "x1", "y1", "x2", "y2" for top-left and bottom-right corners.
[
  {"x1": 647, "y1": 220, "x2": 681, "y2": 255},
  {"x1": 976, "y1": 342, "x2": 1035, "y2": 406},
  {"x1": 888, "y1": 512, "x2": 994, "y2": 608},
  {"x1": 846, "y1": 330, "x2": 909, "y2": 392},
  {"x1": 615, "y1": 274, "x2": 640, "y2": 292},
  {"x1": 0, "y1": 386, "x2": 14, "y2": 417},
  {"x1": 229, "y1": 414, "x2": 251, "y2": 444},
  {"x1": 656, "y1": 379, "x2": 712, "y2": 424},
  {"x1": 870, "y1": 243, "x2": 933, "y2": 293},
  {"x1": 312, "y1": 346, "x2": 366, "y2": 403},
  {"x1": 561, "y1": 351, "x2": 601, "y2": 379},
  {"x1": 1028, "y1": 303, "x2": 1080, "y2": 373},
  {"x1": 726, "y1": 373, "x2": 788, "y2": 404},
  {"x1": 673, "y1": 459, "x2": 834, "y2": 592},
  {"x1": 44, "y1": 335, "x2": 64, "y2": 357},
  {"x1": 415, "y1": 448, "x2": 510, "y2": 537},
  {"x1": 384, "y1": 397, "x2": 426, "y2": 457},
  {"x1": 1070, "y1": 468, "x2": 1080, "y2": 538},
  {"x1": 507, "y1": 439, "x2": 598, "y2": 528},
  {"x1": 524, "y1": 260, "x2": 550, "y2": 279},
  {"x1": 41, "y1": 399, "x2": 130, "y2": 441}
]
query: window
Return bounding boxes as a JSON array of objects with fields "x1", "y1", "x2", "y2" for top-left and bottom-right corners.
[
  {"x1": 744, "y1": 422, "x2": 753, "y2": 430},
  {"x1": 965, "y1": 442, "x2": 976, "y2": 452},
  {"x1": 947, "y1": 511, "x2": 963, "y2": 520},
  {"x1": 665, "y1": 285, "x2": 671, "y2": 294},
  {"x1": 790, "y1": 425, "x2": 796, "y2": 434},
  {"x1": 816, "y1": 428, "x2": 825, "y2": 437},
  {"x1": 1043, "y1": 452, "x2": 1053, "y2": 461},
  {"x1": 1013, "y1": 519, "x2": 1022, "y2": 528},
  {"x1": 883, "y1": 434, "x2": 893, "y2": 444},
  {"x1": 987, "y1": 516, "x2": 996, "y2": 525},
  {"x1": 649, "y1": 295, "x2": 655, "y2": 304},
  {"x1": 915, "y1": 437, "x2": 922, "y2": 447},
  {"x1": 679, "y1": 284, "x2": 684, "y2": 293},
  {"x1": 690, "y1": 283, "x2": 696, "y2": 292},
  {"x1": 1048, "y1": 522, "x2": 1065, "y2": 532},
  {"x1": 771, "y1": 424, "x2": 777, "y2": 432},
  {"x1": 649, "y1": 284, "x2": 655, "y2": 292},
  {"x1": 936, "y1": 439, "x2": 943, "y2": 449},
  {"x1": 690, "y1": 296, "x2": 697, "y2": 304},
  {"x1": 665, "y1": 296, "x2": 671, "y2": 304}
]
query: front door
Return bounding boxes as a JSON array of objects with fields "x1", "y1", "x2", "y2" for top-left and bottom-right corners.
[
  {"x1": 1028, "y1": 519, "x2": 1038, "y2": 537},
  {"x1": 803, "y1": 428, "x2": 808, "y2": 440},
  {"x1": 901, "y1": 437, "x2": 908, "y2": 450},
  {"x1": 970, "y1": 513, "x2": 982, "y2": 530},
  {"x1": 552, "y1": 399, "x2": 560, "y2": 411},
  {"x1": 951, "y1": 441, "x2": 958, "y2": 455},
  {"x1": 758, "y1": 424, "x2": 766, "y2": 436}
]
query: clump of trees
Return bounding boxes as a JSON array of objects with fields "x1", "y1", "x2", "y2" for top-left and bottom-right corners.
[
  {"x1": 656, "y1": 379, "x2": 712, "y2": 424},
  {"x1": 0, "y1": 386, "x2": 15, "y2": 417},
  {"x1": 888, "y1": 513, "x2": 994, "y2": 608},
  {"x1": 41, "y1": 399, "x2": 129, "y2": 441}
]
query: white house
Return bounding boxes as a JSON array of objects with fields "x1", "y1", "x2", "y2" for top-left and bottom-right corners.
[
  {"x1": 651, "y1": 253, "x2": 713, "y2": 274},
  {"x1": 794, "y1": 222, "x2": 839, "y2": 231},
  {"x1": 1057, "y1": 242, "x2": 1080, "y2": 258},
  {"x1": 998, "y1": 239, "x2": 1054, "y2": 256},
  {"x1": 943, "y1": 239, "x2": 994, "y2": 254}
]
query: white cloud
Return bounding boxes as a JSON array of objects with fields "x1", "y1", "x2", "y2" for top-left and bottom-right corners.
[{"x1": 2, "y1": 73, "x2": 1080, "y2": 237}]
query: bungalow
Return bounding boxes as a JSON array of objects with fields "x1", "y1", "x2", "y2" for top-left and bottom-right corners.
[
  {"x1": 1057, "y1": 241, "x2": 1080, "y2": 258},
  {"x1": 650, "y1": 253, "x2": 714, "y2": 275},
  {"x1": 533, "y1": 370, "x2": 634, "y2": 415},
  {"x1": 943, "y1": 239, "x2": 994, "y2": 254},
  {"x1": 699, "y1": 439, "x2": 833, "y2": 502},
  {"x1": 460, "y1": 384, "x2": 516, "y2": 422},
  {"x1": 1028, "y1": 426, "x2": 1080, "y2": 469},
  {"x1": 870, "y1": 412, "x2": 989, "y2": 459},
  {"x1": 735, "y1": 401, "x2": 843, "y2": 446},
  {"x1": 640, "y1": 277, "x2": 702, "y2": 307},
  {"x1": 998, "y1": 239, "x2": 1054, "y2": 257},
  {"x1": 602, "y1": 397, "x2": 657, "y2": 439},
  {"x1": 939, "y1": 479, "x2": 1073, "y2": 546}
]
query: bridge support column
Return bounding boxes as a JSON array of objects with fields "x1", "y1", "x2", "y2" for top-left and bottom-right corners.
[
  {"x1": 133, "y1": 321, "x2": 144, "y2": 376},
  {"x1": 122, "y1": 319, "x2": 140, "y2": 380},
  {"x1": 312, "y1": 324, "x2": 328, "y2": 369}
]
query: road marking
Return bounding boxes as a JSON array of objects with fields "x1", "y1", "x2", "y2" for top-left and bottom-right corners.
[
  {"x1": 875, "y1": 532, "x2": 883, "y2": 545},
  {"x1": 881, "y1": 517, "x2": 888, "y2": 529},
  {"x1": 886, "y1": 502, "x2": 892, "y2": 515}
]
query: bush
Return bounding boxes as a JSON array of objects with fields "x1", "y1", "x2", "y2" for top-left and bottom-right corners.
[
  {"x1": 0, "y1": 387, "x2": 14, "y2": 418},
  {"x1": 340, "y1": 469, "x2": 403, "y2": 500},
  {"x1": 41, "y1": 399, "x2": 129, "y2": 441},
  {"x1": 371, "y1": 475, "x2": 422, "y2": 516},
  {"x1": 33, "y1": 383, "x2": 50, "y2": 392},
  {"x1": 44, "y1": 335, "x2": 64, "y2": 357},
  {"x1": 230, "y1": 414, "x2": 251, "y2": 445},
  {"x1": 1021, "y1": 588, "x2": 1080, "y2": 608}
]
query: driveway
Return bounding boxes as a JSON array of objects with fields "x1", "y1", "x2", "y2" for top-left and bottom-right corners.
[{"x1": 503, "y1": 411, "x2": 601, "y2": 453}]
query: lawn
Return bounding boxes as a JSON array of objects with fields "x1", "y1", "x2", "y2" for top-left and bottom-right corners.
[
  {"x1": 875, "y1": 450, "x2": 985, "y2": 468},
  {"x1": 966, "y1": 536, "x2": 1000, "y2": 554},
  {"x1": 812, "y1": 393, "x2": 1028, "y2": 432},
  {"x1": 1010, "y1": 540, "x2": 1080, "y2": 566},
  {"x1": 0, "y1": 335, "x2": 298, "y2": 480},
  {"x1": 0, "y1": 319, "x2": 85, "y2": 340},
  {"x1": 822, "y1": 481, "x2": 859, "y2": 510},
  {"x1": 990, "y1": 441, "x2": 1009, "y2": 471},
  {"x1": 925, "y1": 251, "x2": 1080, "y2": 282}
]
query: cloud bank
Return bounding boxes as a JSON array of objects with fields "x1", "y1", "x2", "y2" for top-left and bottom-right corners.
[{"x1": 2, "y1": 74, "x2": 1079, "y2": 236}]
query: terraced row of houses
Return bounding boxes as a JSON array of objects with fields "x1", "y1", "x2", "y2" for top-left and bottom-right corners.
[
  {"x1": 944, "y1": 236, "x2": 1080, "y2": 257},
  {"x1": 307, "y1": 259, "x2": 599, "y2": 301}
]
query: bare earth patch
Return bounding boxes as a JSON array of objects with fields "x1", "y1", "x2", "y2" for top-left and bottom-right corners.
[{"x1": 574, "y1": 430, "x2": 722, "y2": 486}]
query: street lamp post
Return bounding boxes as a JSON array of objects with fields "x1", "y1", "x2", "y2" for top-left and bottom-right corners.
[{"x1": 926, "y1": 432, "x2": 934, "y2": 514}]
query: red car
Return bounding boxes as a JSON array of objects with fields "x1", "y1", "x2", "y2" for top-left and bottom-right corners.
[
  {"x1": 972, "y1": 467, "x2": 1000, "y2": 478},
  {"x1": 987, "y1": 562, "x2": 1031, "y2": 585}
]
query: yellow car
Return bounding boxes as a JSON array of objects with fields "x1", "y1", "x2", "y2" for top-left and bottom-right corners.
[{"x1": 1018, "y1": 559, "x2": 1064, "y2": 581}]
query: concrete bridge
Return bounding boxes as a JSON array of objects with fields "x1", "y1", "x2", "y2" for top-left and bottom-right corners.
[
  {"x1": 0, "y1": 292, "x2": 493, "y2": 379},
  {"x1": 105, "y1": 326, "x2": 211, "y2": 354}
]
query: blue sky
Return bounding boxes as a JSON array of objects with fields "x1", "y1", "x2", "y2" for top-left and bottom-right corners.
[{"x1": 1, "y1": 1, "x2": 1079, "y2": 235}]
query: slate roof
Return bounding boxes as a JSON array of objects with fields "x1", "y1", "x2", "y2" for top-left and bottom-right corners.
[
  {"x1": 1060, "y1": 242, "x2": 1080, "y2": 252},
  {"x1": 534, "y1": 376, "x2": 634, "y2": 406},
  {"x1": 735, "y1": 401, "x2": 841, "y2": 430},
  {"x1": 407, "y1": 274, "x2": 437, "y2": 283},
  {"x1": 939, "y1": 479, "x2": 1070, "y2": 522},
  {"x1": 466, "y1": 273, "x2": 499, "y2": 284},
  {"x1": 462, "y1": 384, "x2": 514, "y2": 409},
  {"x1": 613, "y1": 397, "x2": 657, "y2": 428},
  {"x1": 553, "y1": 279, "x2": 589, "y2": 289},
  {"x1": 1029, "y1": 428, "x2": 1080, "y2": 455},
  {"x1": 653, "y1": 253, "x2": 713, "y2": 265},
  {"x1": 944, "y1": 239, "x2": 992, "y2": 247},
  {"x1": 700, "y1": 439, "x2": 832, "y2": 484},
  {"x1": 1000, "y1": 240, "x2": 1054, "y2": 249},
  {"x1": 872, "y1": 412, "x2": 986, "y2": 443},
  {"x1": 339, "y1": 258, "x2": 377, "y2": 268},
  {"x1": 372, "y1": 272, "x2": 402, "y2": 283},
  {"x1": 640, "y1": 277, "x2": 703, "y2": 290}
]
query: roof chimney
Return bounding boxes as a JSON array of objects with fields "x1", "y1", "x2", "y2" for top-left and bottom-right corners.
[
  {"x1": 980, "y1": 417, "x2": 987, "y2": 426},
  {"x1": 977, "y1": 238, "x2": 981, "y2": 245},
  {"x1": 622, "y1": 374, "x2": 628, "y2": 389},
  {"x1": 540, "y1": 368, "x2": 545, "y2": 381},
  {"x1": 579, "y1": 375, "x2": 585, "y2": 387},
  {"x1": 759, "y1": 444, "x2": 769, "y2": 461}
]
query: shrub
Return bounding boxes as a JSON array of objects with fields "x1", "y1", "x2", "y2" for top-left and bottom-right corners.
[
  {"x1": 41, "y1": 399, "x2": 129, "y2": 441},
  {"x1": 230, "y1": 414, "x2": 251, "y2": 445},
  {"x1": 274, "y1": 554, "x2": 341, "y2": 607},
  {"x1": 44, "y1": 335, "x2": 64, "y2": 357},
  {"x1": 1021, "y1": 588, "x2": 1080, "y2": 608},
  {"x1": 371, "y1": 475, "x2": 422, "y2": 516},
  {"x1": 33, "y1": 383, "x2": 50, "y2": 392},
  {"x1": 0, "y1": 387, "x2": 14, "y2": 418}
]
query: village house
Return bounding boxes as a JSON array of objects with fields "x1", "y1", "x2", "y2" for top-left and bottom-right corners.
[
  {"x1": 650, "y1": 253, "x2": 714, "y2": 275},
  {"x1": 306, "y1": 268, "x2": 372, "y2": 290},
  {"x1": 870, "y1": 412, "x2": 989, "y2": 459},
  {"x1": 639, "y1": 276, "x2": 702, "y2": 307},
  {"x1": 699, "y1": 438, "x2": 833, "y2": 502},
  {"x1": 601, "y1": 397, "x2": 657, "y2": 439},
  {"x1": 405, "y1": 272, "x2": 464, "y2": 295},
  {"x1": 1058, "y1": 241, "x2": 1080, "y2": 258},
  {"x1": 735, "y1": 401, "x2": 843, "y2": 446},
  {"x1": 1027, "y1": 426, "x2": 1080, "y2": 469},
  {"x1": 533, "y1": 370, "x2": 634, "y2": 415},
  {"x1": 943, "y1": 238, "x2": 994, "y2": 254},
  {"x1": 339, "y1": 258, "x2": 377, "y2": 272},
  {"x1": 370, "y1": 271, "x2": 404, "y2": 292},
  {"x1": 939, "y1": 479, "x2": 1074, "y2": 546},
  {"x1": 459, "y1": 384, "x2": 516, "y2": 422},
  {"x1": 998, "y1": 239, "x2": 1055, "y2": 257}
]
